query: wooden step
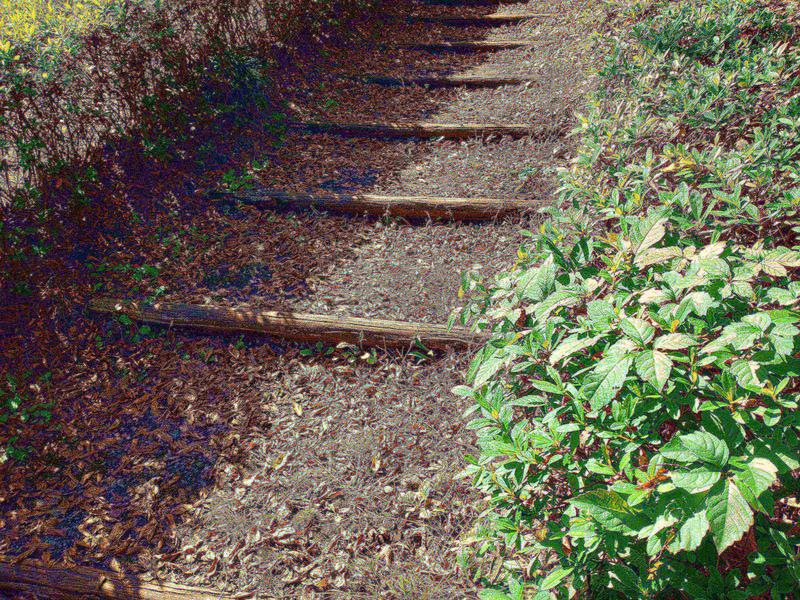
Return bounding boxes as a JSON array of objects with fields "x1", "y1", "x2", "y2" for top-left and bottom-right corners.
[
  {"x1": 361, "y1": 73, "x2": 533, "y2": 87},
  {"x1": 0, "y1": 561, "x2": 236, "y2": 600},
  {"x1": 290, "y1": 121, "x2": 540, "y2": 140},
  {"x1": 423, "y1": 0, "x2": 523, "y2": 5},
  {"x1": 410, "y1": 12, "x2": 551, "y2": 25},
  {"x1": 90, "y1": 299, "x2": 484, "y2": 351},
  {"x1": 213, "y1": 189, "x2": 532, "y2": 220},
  {"x1": 406, "y1": 40, "x2": 535, "y2": 52}
]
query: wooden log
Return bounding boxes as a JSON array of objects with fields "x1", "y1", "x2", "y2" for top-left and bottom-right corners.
[
  {"x1": 291, "y1": 121, "x2": 541, "y2": 140},
  {"x1": 90, "y1": 299, "x2": 484, "y2": 351},
  {"x1": 361, "y1": 73, "x2": 533, "y2": 87},
  {"x1": 0, "y1": 561, "x2": 235, "y2": 600},
  {"x1": 410, "y1": 12, "x2": 551, "y2": 25},
  {"x1": 213, "y1": 189, "x2": 532, "y2": 221},
  {"x1": 423, "y1": 0, "x2": 522, "y2": 5},
  {"x1": 405, "y1": 40, "x2": 535, "y2": 52}
]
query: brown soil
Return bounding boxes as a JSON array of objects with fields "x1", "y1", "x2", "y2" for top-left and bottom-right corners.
[{"x1": 0, "y1": 0, "x2": 608, "y2": 597}]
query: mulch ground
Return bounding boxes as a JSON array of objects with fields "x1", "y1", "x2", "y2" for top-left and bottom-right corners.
[{"x1": 0, "y1": 0, "x2": 607, "y2": 597}]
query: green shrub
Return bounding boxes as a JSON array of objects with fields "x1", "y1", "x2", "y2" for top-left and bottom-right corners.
[
  {"x1": 457, "y1": 0, "x2": 800, "y2": 597},
  {"x1": 0, "y1": 0, "x2": 376, "y2": 208}
]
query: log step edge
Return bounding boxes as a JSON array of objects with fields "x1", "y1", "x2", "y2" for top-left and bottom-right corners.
[
  {"x1": 0, "y1": 561, "x2": 238, "y2": 600},
  {"x1": 410, "y1": 12, "x2": 552, "y2": 25},
  {"x1": 90, "y1": 299, "x2": 485, "y2": 351},
  {"x1": 212, "y1": 190, "x2": 533, "y2": 220},
  {"x1": 289, "y1": 121, "x2": 542, "y2": 140}
]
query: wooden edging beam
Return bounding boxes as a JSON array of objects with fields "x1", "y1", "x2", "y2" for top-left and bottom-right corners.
[
  {"x1": 290, "y1": 121, "x2": 539, "y2": 140},
  {"x1": 422, "y1": 0, "x2": 523, "y2": 5},
  {"x1": 90, "y1": 299, "x2": 484, "y2": 351},
  {"x1": 409, "y1": 12, "x2": 551, "y2": 25},
  {"x1": 0, "y1": 561, "x2": 236, "y2": 600},
  {"x1": 213, "y1": 190, "x2": 532, "y2": 221},
  {"x1": 405, "y1": 40, "x2": 535, "y2": 52},
  {"x1": 361, "y1": 73, "x2": 534, "y2": 87}
]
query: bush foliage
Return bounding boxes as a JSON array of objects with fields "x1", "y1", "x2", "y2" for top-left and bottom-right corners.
[
  {"x1": 0, "y1": 0, "x2": 372, "y2": 208},
  {"x1": 457, "y1": 0, "x2": 800, "y2": 597}
]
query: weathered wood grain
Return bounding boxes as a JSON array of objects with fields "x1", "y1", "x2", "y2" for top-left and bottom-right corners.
[{"x1": 90, "y1": 299, "x2": 484, "y2": 350}]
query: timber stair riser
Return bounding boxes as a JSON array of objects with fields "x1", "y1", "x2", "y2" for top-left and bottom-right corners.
[
  {"x1": 212, "y1": 190, "x2": 532, "y2": 221},
  {"x1": 290, "y1": 121, "x2": 550, "y2": 140},
  {"x1": 409, "y1": 13, "x2": 551, "y2": 25},
  {"x1": 361, "y1": 74, "x2": 535, "y2": 88},
  {"x1": 0, "y1": 561, "x2": 236, "y2": 600},
  {"x1": 405, "y1": 40, "x2": 536, "y2": 52},
  {"x1": 422, "y1": 0, "x2": 526, "y2": 5},
  {"x1": 90, "y1": 299, "x2": 484, "y2": 350}
]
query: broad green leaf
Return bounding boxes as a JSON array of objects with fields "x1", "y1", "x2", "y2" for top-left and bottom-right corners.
[
  {"x1": 636, "y1": 246, "x2": 682, "y2": 268},
  {"x1": 539, "y1": 567, "x2": 574, "y2": 590},
  {"x1": 472, "y1": 353, "x2": 506, "y2": 388},
  {"x1": 674, "y1": 510, "x2": 710, "y2": 553},
  {"x1": 734, "y1": 458, "x2": 778, "y2": 514},
  {"x1": 549, "y1": 334, "x2": 602, "y2": 365},
  {"x1": 706, "y1": 480, "x2": 754, "y2": 552},
  {"x1": 654, "y1": 333, "x2": 699, "y2": 350},
  {"x1": 534, "y1": 289, "x2": 580, "y2": 321},
  {"x1": 587, "y1": 299, "x2": 616, "y2": 328},
  {"x1": 632, "y1": 214, "x2": 668, "y2": 261},
  {"x1": 730, "y1": 360, "x2": 761, "y2": 391},
  {"x1": 621, "y1": 317, "x2": 655, "y2": 346},
  {"x1": 518, "y1": 255, "x2": 557, "y2": 302},
  {"x1": 582, "y1": 352, "x2": 633, "y2": 411},
  {"x1": 571, "y1": 490, "x2": 644, "y2": 533},
  {"x1": 640, "y1": 290, "x2": 670, "y2": 306},
  {"x1": 670, "y1": 467, "x2": 721, "y2": 493},
  {"x1": 661, "y1": 431, "x2": 729, "y2": 467},
  {"x1": 635, "y1": 350, "x2": 672, "y2": 392},
  {"x1": 681, "y1": 291, "x2": 714, "y2": 316}
]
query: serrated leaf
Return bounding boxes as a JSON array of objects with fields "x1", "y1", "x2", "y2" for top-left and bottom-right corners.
[
  {"x1": 570, "y1": 490, "x2": 645, "y2": 533},
  {"x1": 549, "y1": 334, "x2": 602, "y2": 365},
  {"x1": 706, "y1": 480, "x2": 753, "y2": 552},
  {"x1": 670, "y1": 467, "x2": 721, "y2": 493},
  {"x1": 539, "y1": 567, "x2": 574, "y2": 590},
  {"x1": 733, "y1": 458, "x2": 778, "y2": 514},
  {"x1": 587, "y1": 299, "x2": 616, "y2": 327},
  {"x1": 534, "y1": 288, "x2": 580, "y2": 321},
  {"x1": 674, "y1": 510, "x2": 709, "y2": 553},
  {"x1": 640, "y1": 288, "x2": 670, "y2": 305},
  {"x1": 654, "y1": 333, "x2": 699, "y2": 350},
  {"x1": 621, "y1": 317, "x2": 655, "y2": 346},
  {"x1": 698, "y1": 241, "x2": 727, "y2": 259},
  {"x1": 661, "y1": 431, "x2": 729, "y2": 467},
  {"x1": 730, "y1": 360, "x2": 761, "y2": 391},
  {"x1": 582, "y1": 352, "x2": 633, "y2": 411},
  {"x1": 635, "y1": 246, "x2": 682, "y2": 268},
  {"x1": 635, "y1": 350, "x2": 672, "y2": 392},
  {"x1": 518, "y1": 255, "x2": 557, "y2": 302},
  {"x1": 632, "y1": 214, "x2": 668, "y2": 261},
  {"x1": 472, "y1": 353, "x2": 506, "y2": 388}
]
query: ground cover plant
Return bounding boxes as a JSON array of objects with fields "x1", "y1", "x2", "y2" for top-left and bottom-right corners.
[{"x1": 457, "y1": 0, "x2": 800, "y2": 596}]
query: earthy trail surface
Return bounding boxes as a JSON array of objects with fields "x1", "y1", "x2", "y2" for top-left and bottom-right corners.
[{"x1": 0, "y1": 0, "x2": 605, "y2": 597}]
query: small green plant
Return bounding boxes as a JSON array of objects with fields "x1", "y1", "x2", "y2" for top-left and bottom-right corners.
[
  {"x1": 1, "y1": 374, "x2": 54, "y2": 463},
  {"x1": 300, "y1": 341, "x2": 335, "y2": 357},
  {"x1": 220, "y1": 168, "x2": 256, "y2": 192}
]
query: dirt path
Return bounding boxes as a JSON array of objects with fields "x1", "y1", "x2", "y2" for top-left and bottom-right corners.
[
  {"x1": 159, "y1": 1, "x2": 601, "y2": 596},
  {"x1": 0, "y1": 0, "x2": 605, "y2": 597}
]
